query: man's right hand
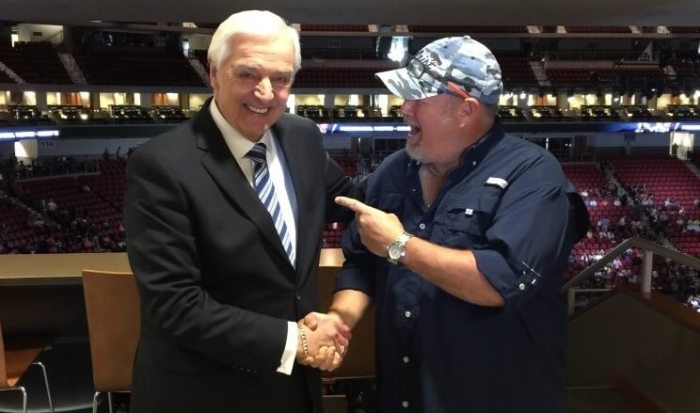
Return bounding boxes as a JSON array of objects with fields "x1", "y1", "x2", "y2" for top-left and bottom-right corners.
[{"x1": 296, "y1": 312, "x2": 351, "y2": 371}]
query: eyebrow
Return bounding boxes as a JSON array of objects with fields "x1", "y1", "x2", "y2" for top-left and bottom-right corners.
[{"x1": 234, "y1": 63, "x2": 293, "y2": 77}]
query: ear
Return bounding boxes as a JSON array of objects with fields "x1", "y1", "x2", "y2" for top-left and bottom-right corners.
[
  {"x1": 457, "y1": 97, "x2": 480, "y2": 125},
  {"x1": 209, "y1": 63, "x2": 218, "y2": 89}
]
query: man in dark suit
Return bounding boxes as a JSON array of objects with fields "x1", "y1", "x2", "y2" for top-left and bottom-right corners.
[{"x1": 125, "y1": 10, "x2": 358, "y2": 412}]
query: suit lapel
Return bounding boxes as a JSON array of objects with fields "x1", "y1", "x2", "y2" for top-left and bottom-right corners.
[
  {"x1": 272, "y1": 119, "x2": 313, "y2": 281},
  {"x1": 194, "y1": 105, "x2": 293, "y2": 271}
]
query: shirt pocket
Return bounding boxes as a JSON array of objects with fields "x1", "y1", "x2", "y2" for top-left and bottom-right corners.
[{"x1": 437, "y1": 190, "x2": 501, "y2": 249}]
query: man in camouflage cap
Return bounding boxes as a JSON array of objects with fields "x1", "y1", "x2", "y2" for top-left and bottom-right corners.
[
  {"x1": 376, "y1": 35, "x2": 503, "y2": 104},
  {"x1": 322, "y1": 35, "x2": 586, "y2": 412}
]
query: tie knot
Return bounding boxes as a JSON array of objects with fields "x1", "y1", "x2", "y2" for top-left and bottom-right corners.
[{"x1": 247, "y1": 143, "x2": 267, "y2": 164}]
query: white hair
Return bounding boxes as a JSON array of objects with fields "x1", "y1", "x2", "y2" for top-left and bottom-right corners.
[{"x1": 207, "y1": 10, "x2": 301, "y2": 73}]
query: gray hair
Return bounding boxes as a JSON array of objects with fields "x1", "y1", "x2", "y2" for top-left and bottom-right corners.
[{"x1": 207, "y1": 10, "x2": 301, "y2": 73}]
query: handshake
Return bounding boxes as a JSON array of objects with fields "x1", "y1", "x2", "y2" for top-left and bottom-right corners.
[{"x1": 295, "y1": 312, "x2": 351, "y2": 372}]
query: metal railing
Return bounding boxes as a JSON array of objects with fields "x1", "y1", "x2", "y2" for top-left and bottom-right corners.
[{"x1": 562, "y1": 237, "x2": 700, "y2": 314}]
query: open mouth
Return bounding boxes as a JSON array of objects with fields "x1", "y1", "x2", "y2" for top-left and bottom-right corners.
[
  {"x1": 246, "y1": 104, "x2": 269, "y2": 114},
  {"x1": 408, "y1": 125, "x2": 421, "y2": 136}
]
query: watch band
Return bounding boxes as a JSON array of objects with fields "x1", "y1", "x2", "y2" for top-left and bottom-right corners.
[{"x1": 387, "y1": 231, "x2": 414, "y2": 265}]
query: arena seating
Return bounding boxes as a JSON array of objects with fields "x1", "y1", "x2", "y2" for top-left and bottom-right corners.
[
  {"x1": 73, "y1": 51, "x2": 204, "y2": 87},
  {"x1": 0, "y1": 41, "x2": 71, "y2": 84}
]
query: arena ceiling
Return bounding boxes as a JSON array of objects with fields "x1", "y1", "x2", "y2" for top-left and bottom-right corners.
[{"x1": 2, "y1": 0, "x2": 700, "y2": 27}]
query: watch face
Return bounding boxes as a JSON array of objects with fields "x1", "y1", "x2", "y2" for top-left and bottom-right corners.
[{"x1": 388, "y1": 242, "x2": 403, "y2": 260}]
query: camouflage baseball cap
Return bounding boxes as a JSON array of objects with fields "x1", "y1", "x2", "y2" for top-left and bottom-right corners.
[{"x1": 375, "y1": 36, "x2": 503, "y2": 104}]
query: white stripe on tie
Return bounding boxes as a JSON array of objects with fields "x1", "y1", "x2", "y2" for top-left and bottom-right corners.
[{"x1": 246, "y1": 143, "x2": 295, "y2": 264}]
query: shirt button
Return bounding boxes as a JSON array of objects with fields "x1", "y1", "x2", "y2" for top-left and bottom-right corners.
[
  {"x1": 418, "y1": 223, "x2": 426, "y2": 230},
  {"x1": 518, "y1": 283, "x2": 526, "y2": 291},
  {"x1": 296, "y1": 294, "x2": 301, "y2": 300},
  {"x1": 402, "y1": 401, "x2": 410, "y2": 408},
  {"x1": 404, "y1": 311, "x2": 411, "y2": 318},
  {"x1": 403, "y1": 356, "x2": 410, "y2": 363},
  {"x1": 472, "y1": 160, "x2": 477, "y2": 166}
]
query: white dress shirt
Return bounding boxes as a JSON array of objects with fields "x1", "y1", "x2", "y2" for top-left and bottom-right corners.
[{"x1": 210, "y1": 101, "x2": 299, "y2": 375}]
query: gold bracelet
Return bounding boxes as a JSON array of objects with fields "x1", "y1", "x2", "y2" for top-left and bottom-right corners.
[{"x1": 298, "y1": 326, "x2": 309, "y2": 357}]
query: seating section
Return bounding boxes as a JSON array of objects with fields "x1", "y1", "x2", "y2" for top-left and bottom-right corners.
[
  {"x1": 408, "y1": 26, "x2": 526, "y2": 33},
  {"x1": 565, "y1": 26, "x2": 631, "y2": 33},
  {"x1": 497, "y1": 55, "x2": 538, "y2": 86},
  {"x1": 0, "y1": 41, "x2": 71, "y2": 84},
  {"x1": 0, "y1": 197, "x2": 49, "y2": 254},
  {"x1": 610, "y1": 156, "x2": 700, "y2": 216},
  {"x1": 74, "y1": 51, "x2": 203, "y2": 86},
  {"x1": 667, "y1": 26, "x2": 700, "y2": 33},
  {"x1": 607, "y1": 155, "x2": 700, "y2": 255},
  {"x1": 4, "y1": 161, "x2": 126, "y2": 254},
  {"x1": 546, "y1": 67, "x2": 664, "y2": 89},
  {"x1": 301, "y1": 48, "x2": 378, "y2": 60},
  {"x1": 322, "y1": 222, "x2": 345, "y2": 248},
  {"x1": 95, "y1": 159, "x2": 127, "y2": 212},
  {"x1": 293, "y1": 68, "x2": 383, "y2": 88},
  {"x1": 300, "y1": 25, "x2": 369, "y2": 32},
  {"x1": 0, "y1": 70, "x2": 14, "y2": 83},
  {"x1": 15, "y1": 176, "x2": 120, "y2": 225},
  {"x1": 562, "y1": 164, "x2": 607, "y2": 192}
]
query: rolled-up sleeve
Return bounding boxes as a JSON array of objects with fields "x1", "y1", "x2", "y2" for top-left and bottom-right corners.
[{"x1": 473, "y1": 170, "x2": 571, "y2": 309}]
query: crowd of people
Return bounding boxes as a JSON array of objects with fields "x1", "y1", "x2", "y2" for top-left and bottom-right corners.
[
  {"x1": 0, "y1": 154, "x2": 127, "y2": 255},
  {"x1": 567, "y1": 161, "x2": 700, "y2": 311}
]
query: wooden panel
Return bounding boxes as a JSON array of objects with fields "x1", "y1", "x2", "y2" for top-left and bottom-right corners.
[{"x1": 318, "y1": 249, "x2": 375, "y2": 378}]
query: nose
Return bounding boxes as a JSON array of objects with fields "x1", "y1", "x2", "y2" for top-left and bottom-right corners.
[
  {"x1": 400, "y1": 100, "x2": 414, "y2": 117},
  {"x1": 255, "y1": 78, "x2": 274, "y2": 101}
]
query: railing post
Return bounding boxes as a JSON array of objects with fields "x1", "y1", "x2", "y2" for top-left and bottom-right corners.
[
  {"x1": 567, "y1": 287, "x2": 576, "y2": 315},
  {"x1": 641, "y1": 249, "x2": 653, "y2": 294}
]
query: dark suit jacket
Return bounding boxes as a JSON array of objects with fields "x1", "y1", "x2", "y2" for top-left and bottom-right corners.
[{"x1": 125, "y1": 100, "x2": 357, "y2": 412}]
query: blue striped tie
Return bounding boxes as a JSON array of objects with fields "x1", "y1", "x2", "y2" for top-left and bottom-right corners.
[{"x1": 247, "y1": 143, "x2": 295, "y2": 264}]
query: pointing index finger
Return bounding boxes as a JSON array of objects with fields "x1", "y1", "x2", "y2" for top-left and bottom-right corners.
[{"x1": 335, "y1": 196, "x2": 375, "y2": 214}]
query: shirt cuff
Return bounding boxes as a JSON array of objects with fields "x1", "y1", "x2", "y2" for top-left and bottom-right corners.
[{"x1": 276, "y1": 321, "x2": 299, "y2": 375}]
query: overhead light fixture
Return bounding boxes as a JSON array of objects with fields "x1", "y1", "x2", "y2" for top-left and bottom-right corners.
[{"x1": 387, "y1": 36, "x2": 409, "y2": 63}]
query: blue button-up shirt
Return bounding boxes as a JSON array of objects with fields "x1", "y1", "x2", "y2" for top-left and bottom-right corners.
[{"x1": 336, "y1": 122, "x2": 582, "y2": 412}]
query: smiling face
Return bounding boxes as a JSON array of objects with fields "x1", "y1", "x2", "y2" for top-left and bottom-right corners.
[
  {"x1": 400, "y1": 94, "x2": 469, "y2": 167},
  {"x1": 210, "y1": 32, "x2": 295, "y2": 141}
]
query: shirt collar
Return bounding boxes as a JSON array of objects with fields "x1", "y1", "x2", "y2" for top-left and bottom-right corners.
[
  {"x1": 407, "y1": 118, "x2": 505, "y2": 176},
  {"x1": 209, "y1": 98, "x2": 273, "y2": 162}
]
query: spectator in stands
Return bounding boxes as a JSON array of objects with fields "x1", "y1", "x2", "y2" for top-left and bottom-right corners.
[
  {"x1": 124, "y1": 10, "x2": 363, "y2": 413},
  {"x1": 46, "y1": 198, "x2": 57, "y2": 212},
  {"x1": 664, "y1": 197, "x2": 677, "y2": 210},
  {"x1": 318, "y1": 36, "x2": 588, "y2": 412}
]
